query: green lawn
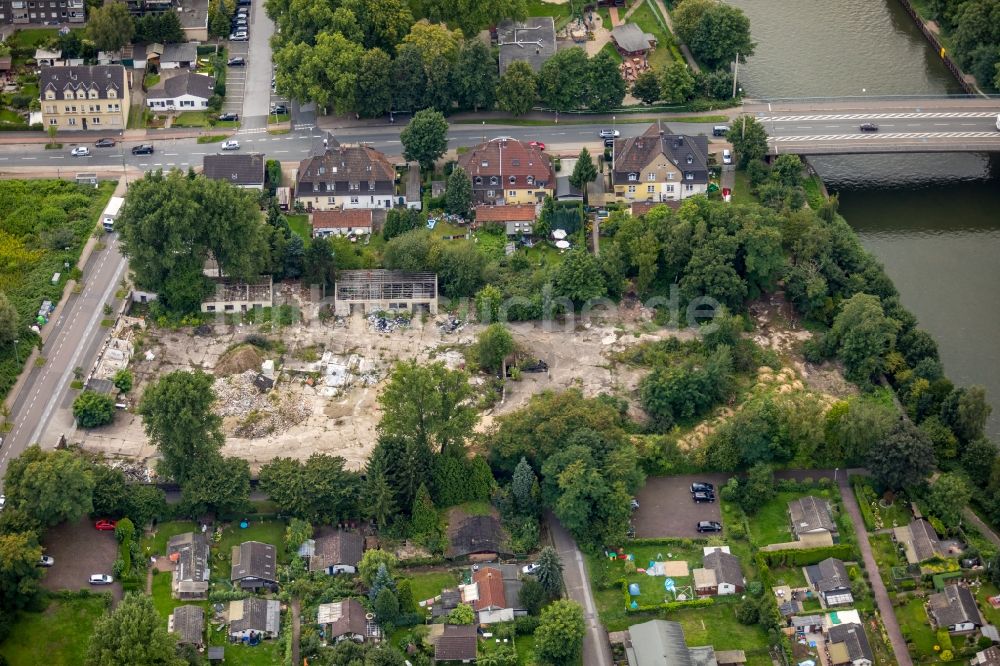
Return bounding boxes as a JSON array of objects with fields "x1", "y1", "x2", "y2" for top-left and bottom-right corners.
[
  {"x1": 731, "y1": 169, "x2": 756, "y2": 205},
  {"x1": 0, "y1": 108, "x2": 25, "y2": 125},
  {"x1": 145, "y1": 73, "x2": 160, "y2": 89},
  {"x1": 404, "y1": 571, "x2": 460, "y2": 604},
  {"x1": 267, "y1": 113, "x2": 291, "y2": 124},
  {"x1": 589, "y1": 541, "x2": 705, "y2": 617},
  {"x1": 978, "y1": 582, "x2": 1000, "y2": 628},
  {"x1": 629, "y1": 1, "x2": 675, "y2": 70},
  {"x1": 0, "y1": 595, "x2": 107, "y2": 665},
  {"x1": 10, "y1": 28, "x2": 59, "y2": 49},
  {"x1": 173, "y1": 111, "x2": 208, "y2": 128},
  {"x1": 770, "y1": 566, "x2": 808, "y2": 589},
  {"x1": 747, "y1": 489, "x2": 838, "y2": 546},
  {"x1": 141, "y1": 520, "x2": 200, "y2": 557},
  {"x1": 670, "y1": 601, "x2": 771, "y2": 661},
  {"x1": 208, "y1": 629, "x2": 282, "y2": 666},
  {"x1": 287, "y1": 214, "x2": 311, "y2": 242},
  {"x1": 479, "y1": 634, "x2": 536, "y2": 665},
  {"x1": 896, "y1": 597, "x2": 939, "y2": 663},
  {"x1": 214, "y1": 519, "x2": 289, "y2": 578}
]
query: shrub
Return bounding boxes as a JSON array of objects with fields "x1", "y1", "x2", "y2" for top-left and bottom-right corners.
[
  {"x1": 72, "y1": 391, "x2": 115, "y2": 428},
  {"x1": 514, "y1": 615, "x2": 540, "y2": 635}
]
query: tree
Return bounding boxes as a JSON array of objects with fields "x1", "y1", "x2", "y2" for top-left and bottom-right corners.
[
  {"x1": 391, "y1": 44, "x2": 428, "y2": 112},
  {"x1": 535, "y1": 545, "x2": 564, "y2": 597},
  {"x1": 555, "y1": 249, "x2": 606, "y2": 304},
  {"x1": 476, "y1": 284, "x2": 504, "y2": 324},
  {"x1": 73, "y1": 391, "x2": 115, "y2": 428},
  {"x1": 587, "y1": 49, "x2": 626, "y2": 111},
  {"x1": 0, "y1": 291, "x2": 18, "y2": 347},
  {"x1": 258, "y1": 454, "x2": 360, "y2": 523},
  {"x1": 961, "y1": 437, "x2": 997, "y2": 489},
  {"x1": 519, "y1": 577, "x2": 547, "y2": 615},
  {"x1": 341, "y1": 0, "x2": 413, "y2": 52},
  {"x1": 510, "y1": 457, "x2": 538, "y2": 515},
  {"x1": 445, "y1": 165, "x2": 472, "y2": 217},
  {"x1": 534, "y1": 600, "x2": 585, "y2": 664},
  {"x1": 770, "y1": 154, "x2": 804, "y2": 187},
  {"x1": 368, "y1": 563, "x2": 397, "y2": 601},
  {"x1": 927, "y1": 472, "x2": 972, "y2": 527},
  {"x1": 868, "y1": 420, "x2": 936, "y2": 492},
  {"x1": 3, "y1": 445, "x2": 94, "y2": 528},
  {"x1": 364, "y1": 463, "x2": 397, "y2": 529},
  {"x1": 180, "y1": 455, "x2": 251, "y2": 517},
  {"x1": 736, "y1": 462, "x2": 775, "y2": 514},
  {"x1": 727, "y1": 116, "x2": 769, "y2": 169},
  {"x1": 382, "y1": 208, "x2": 426, "y2": 242},
  {"x1": 302, "y1": 235, "x2": 336, "y2": 289},
  {"x1": 86, "y1": 1, "x2": 134, "y2": 52},
  {"x1": 0, "y1": 532, "x2": 42, "y2": 612},
  {"x1": 356, "y1": 48, "x2": 393, "y2": 118},
  {"x1": 410, "y1": 483, "x2": 439, "y2": 539},
  {"x1": 496, "y1": 60, "x2": 537, "y2": 116},
  {"x1": 112, "y1": 368, "x2": 133, "y2": 393},
  {"x1": 363, "y1": 646, "x2": 408, "y2": 666},
  {"x1": 453, "y1": 39, "x2": 498, "y2": 111},
  {"x1": 941, "y1": 386, "x2": 992, "y2": 443},
  {"x1": 274, "y1": 33, "x2": 363, "y2": 114},
  {"x1": 400, "y1": 109, "x2": 449, "y2": 170},
  {"x1": 447, "y1": 603, "x2": 475, "y2": 625},
  {"x1": 208, "y1": 0, "x2": 233, "y2": 39},
  {"x1": 659, "y1": 61, "x2": 696, "y2": 103},
  {"x1": 138, "y1": 370, "x2": 224, "y2": 484},
  {"x1": 828, "y1": 293, "x2": 899, "y2": 385},
  {"x1": 823, "y1": 397, "x2": 896, "y2": 466},
  {"x1": 736, "y1": 598, "x2": 760, "y2": 624},
  {"x1": 537, "y1": 47, "x2": 589, "y2": 112},
  {"x1": 632, "y1": 69, "x2": 662, "y2": 104},
  {"x1": 476, "y1": 323, "x2": 514, "y2": 374},
  {"x1": 674, "y1": 0, "x2": 755, "y2": 70},
  {"x1": 358, "y1": 550, "x2": 398, "y2": 587},
  {"x1": 378, "y1": 361, "x2": 476, "y2": 455},
  {"x1": 85, "y1": 593, "x2": 183, "y2": 666},
  {"x1": 374, "y1": 588, "x2": 400, "y2": 631},
  {"x1": 569, "y1": 147, "x2": 598, "y2": 206},
  {"x1": 438, "y1": 242, "x2": 487, "y2": 298},
  {"x1": 91, "y1": 465, "x2": 129, "y2": 519}
]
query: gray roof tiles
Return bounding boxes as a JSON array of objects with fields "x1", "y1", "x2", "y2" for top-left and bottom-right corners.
[
  {"x1": 929, "y1": 584, "x2": 982, "y2": 628},
  {"x1": 703, "y1": 548, "x2": 743, "y2": 587},
  {"x1": 788, "y1": 496, "x2": 837, "y2": 537},
  {"x1": 147, "y1": 71, "x2": 215, "y2": 100},
  {"x1": 612, "y1": 123, "x2": 709, "y2": 186},
  {"x1": 231, "y1": 541, "x2": 277, "y2": 583},
  {"x1": 40, "y1": 65, "x2": 126, "y2": 99},
  {"x1": 828, "y1": 623, "x2": 874, "y2": 663},
  {"x1": 309, "y1": 531, "x2": 364, "y2": 571},
  {"x1": 203, "y1": 153, "x2": 265, "y2": 186}
]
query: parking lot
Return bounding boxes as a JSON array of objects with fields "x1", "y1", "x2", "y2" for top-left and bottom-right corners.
[
  {"x1": 632, "y1": 473, "x2": 730, "y2": 539},
  {"x1": 40, "y1": 517, "x2": 122, "y2": 601},
  {"x1": 222, "y1": 41, "x2": 249, "y2": 117}
]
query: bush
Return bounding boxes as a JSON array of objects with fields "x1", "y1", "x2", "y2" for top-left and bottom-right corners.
[
  {"x1": 514, "y1": 615, "x2": 540, "y2": 635},
  {"x1": 759, "y1": 544, "x2": 856, "y2": 567},
  {"x1": 72, "y1": 391, "x2": 115, "y2": 428}
]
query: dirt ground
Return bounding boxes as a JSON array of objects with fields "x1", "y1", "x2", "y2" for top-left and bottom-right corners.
[
  {"x1": 40, "y1": 517, "x2": 122, "y2": 602},
  {"x1": 632, "y1": 474, "x2": 729, "y2": 539}
]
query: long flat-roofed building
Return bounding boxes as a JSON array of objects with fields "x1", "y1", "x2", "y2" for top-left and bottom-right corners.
[{"x1": 334, "y1": 270, "x2": 437, "y2": 316}]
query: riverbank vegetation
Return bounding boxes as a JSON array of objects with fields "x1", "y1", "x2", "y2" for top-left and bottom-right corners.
[{"x1": 910, "y1": 0, "x2": 1000, "y2": 92}]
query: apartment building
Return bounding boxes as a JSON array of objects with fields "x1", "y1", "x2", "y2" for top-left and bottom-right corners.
[{"x1": 40, "y1": 65, "x2": 130, "y2": 131}]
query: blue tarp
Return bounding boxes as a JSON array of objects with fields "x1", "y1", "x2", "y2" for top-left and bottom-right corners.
[{"x1": 628, "y1": 583, "x2": 641, "y2": 596}]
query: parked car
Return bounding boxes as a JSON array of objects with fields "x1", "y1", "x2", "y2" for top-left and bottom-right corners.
[
  {"x1": 692, "y1": 491, "x2": 716, "y2": 503},
  {"x1": 271, "y1": 104, "x2": 287, "y2": 115},
  {"x1": 236, "y1": 6, "x2": 249, "y2": 14},
  {"x1": 89, "y1": 574, "x2": 113, "y2": 585},
  {"x1": 712, "y1": 124, "x2": 729, "y2": 137},
  {"x1": 230, "y1": 31, "x2": 248, "y2": 41},
  {"x1": 70, "y1": 146, "x2": 90, "y2": 156},
  {"x1": 218, "y1": 113, "x2": 239, "y2": 122},
  {"x1": 232, "y1": 19, "x2": 248, "y2": 28},
  {"x1": 131, "y1": 144, "x2": 154, "y2": 155},
  {"x1": 221, "y1": 140, "x2": 240, "y2": 151},
  {"x1": 722, "y1": 149, "x2": 732, "y2": 165},
  {"x1": 522, "y1": 563, "x2": 540, "y2": 575},
  {"x1": 528, "y1": 141, "x2": 545, "y2": 150},
  {"x1": 227, "y1": 57, "x2": 246, "y2": 66},
  {"x1": 859, "y1": 122, "x2": 879, "y2": 132},
  {"x1": 599, "y1": 129, "x2": 620, "y2": 138},
  {"x1": 94, "y1": 519, "x2": 117, "y2": 531},
  {"x1": 37, "y1": 555, "x2": 54, "y2": 567},
  {"x1": 94, "y1": 138, "x2": 116, "y2": 147},
  {"x1": 690, "y1": 482, "x2": 714, "y2": 493},
  {"x1": 237, "y1": 0, "x2": 250, "y2": 5},
  {"x1": 696, "y1": 520, "x2": 722, "y2": 533},
  {"x1": 604, "y1": 138, "x2": 615, "y2": 148},
  {"x1": 630, "y1": 498, "x2": 639, "y2": 510}
]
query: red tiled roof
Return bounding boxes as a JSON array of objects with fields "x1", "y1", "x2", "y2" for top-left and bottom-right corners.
[
  {"x1": 472, "y1": 566, "x2": 507, "y2": 611},
  {"x1": 474, "y1": 204, "x2": 536, "y2": 223},
  {"x1": 457, "y1": 138, "x2": 554, "y2": 190},
  {"x1": 312, "y1": 209, "x2": 373, "y2": 229}
]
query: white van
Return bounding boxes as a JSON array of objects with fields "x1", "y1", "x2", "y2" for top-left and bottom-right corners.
[
  {"x1": 996, "y1": 113, "x2": 1000, "y2": 131},
  {"x1": 101, "y1": 196, "x2": 124, "y2": 232}
]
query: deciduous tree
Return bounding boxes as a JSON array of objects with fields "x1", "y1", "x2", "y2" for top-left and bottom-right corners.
[
  {"x1": 476, "y1": 323, "x2": 514, "y2": 373},
  {"x1": 3, "y1": 445, "x2": 94, "y2": 527},
  {"x1": 84, "y1": 593, "x2": 183, "y2": 666},
  {"x1": 73, "y1": 391, "x2": 115, "y2": 428},
  {"x1": 259, "y1": 454, "x2": 361, "y2": 523},
  {"x1": 0, "y1": 532, "x2": 42, "y2": 612},
  {"x1": 868, "y1": 420, "x2": 936, "y2": 492},
  {"x1": 828, "y1": 293, "x2": 899, "y2": 385},
  {"x1": 659, "y1": 61, "x2": 695, "y2": 103},
  {"x1": 391, "y1": 44, "x2": 428, "y2": 112},
  {"x1": 555, "y1": 248, "x2": 606, "y2": 304},
  {"x1": 86, "y1": 1, "x2": 134, "y2": 53},
  {"x1": 453, "y1": 39, "x2": 498, "y2": 111},
  {"x1": 674, "y1": 0, "x2": 755, "y2": 70},
  {"x1": 496, "y1": 60, "x2": 537, "y2": 116},
  {"x1": 632, "y1": 69, "x2": 662, "y2": 104},
  {"x1": 727, "y1": 115, "x2": 769, "y2": 168},
  {"x1": 446, "y1": 603, "x2": 475, "y2": 625},
  {"x1": 940, "y1": 386, "x2": 992, "y2": 443},
  {"x1": 180, "y1": 455, "x2": 251, "y2": 517},
  {"x1": 0, "y1": 291, "x2": 18, "y2": 347},
  {"x1": 534, "y1": 600, "x2": 585, "y2": 664},
  {"x1": 926, "y1": 472, "x2": 971, "y2": 527},
  {"x1": 274, "y1": 33, "x2": 363, "y2": 114},
  {"x1": 400, "y1": 109, "x2": 449, "y2": 170},
  {"x1": 358, "y1": 549, "x2": 398, "y2": 587},
  {"x1": 587, "y1": 49, "x2": 626, "y2": 111},
  {"x1": 343, "y1": 0, "x2": 414, "y2": 52},
  {"x1": 356, "y1": 48, "x2": 394, "y2": 119},
  {"x1": 537, "y1": 47, "x2": 589, "y2": 112},
  {"x1": 445, "y1": 165, "x2": 472, "y2": 217}
]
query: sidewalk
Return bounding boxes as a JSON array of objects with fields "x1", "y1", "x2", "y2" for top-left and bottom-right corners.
[{"x1": 0, "y1": 127, "x2": 230, "y2": 146}]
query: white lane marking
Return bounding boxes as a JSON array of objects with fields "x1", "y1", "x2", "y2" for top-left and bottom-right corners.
[
  {"x1": 760, "y1": 111, "x2": 998, "y2": 122},
  {"x1": 771, "y1": 131, "x2": 1000, "y2": 141}
]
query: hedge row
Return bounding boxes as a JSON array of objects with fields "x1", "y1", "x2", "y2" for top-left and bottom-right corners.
[
  {"x1": 758, "y1": 543, "x2": 857, "y2": 567},
  {"x1": 621, "y1": 580, "x2": 715, "y2": 613}
]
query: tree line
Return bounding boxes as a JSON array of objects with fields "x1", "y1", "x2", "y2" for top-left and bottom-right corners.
[{"x1": 921, "y1": 0, "x2": 1000, "y2": 92}]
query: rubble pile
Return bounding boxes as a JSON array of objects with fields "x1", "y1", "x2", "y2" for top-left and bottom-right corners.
[
  {"x1": 213, "y1": 370, "x2": 311, "y2": 438},
  {"x1": 106, "y1": 458, "x2": 153, "y2": 482},
  {"x1": 309, "y1": 352, "x2": 379, "y2": 396},
  {"x1": 367, "y1": 313, "x2": 410, "y2": 333},
  {"x1": 438, "y1": 316, "x2": 464, "y2": 334}
]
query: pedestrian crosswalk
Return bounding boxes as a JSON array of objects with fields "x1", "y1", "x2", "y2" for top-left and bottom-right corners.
[{"x1": 759, "y1": 112, "x2": 998, "y2": 122}]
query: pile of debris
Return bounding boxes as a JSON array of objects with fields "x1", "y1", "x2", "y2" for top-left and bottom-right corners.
[
  {"x1": 438, "y1": 316, "x2": 464, "y2": 334},
  {"x1": 213, "y1": 370, "x2": 311, "y2": 438},
  {"x1": 303, "y1": 351, "x2": 379, "y2": 396},
  {"x1": 105, "y1": 457, "x2": 153, "y2": 482},
  {"x1": 367, "y1": 313, "x2": 410, "y2": 333}
]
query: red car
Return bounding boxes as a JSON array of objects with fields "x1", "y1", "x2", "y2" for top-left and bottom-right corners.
[
  {"x1": 529, "y1": 141, "x2": 545, "y2": 150},
  {"x1": 95, "y1": 519, "x2": 117, "y2": 531}
]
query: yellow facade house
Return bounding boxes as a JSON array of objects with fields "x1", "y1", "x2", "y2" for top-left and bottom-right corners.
[{"x1": 40, "y1": 65, "x2": 130, "y2": 131}]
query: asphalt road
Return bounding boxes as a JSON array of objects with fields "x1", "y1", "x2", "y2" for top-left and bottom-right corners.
[{"x1": 241, "y1": 0, "x2": 275, "y2": 130}]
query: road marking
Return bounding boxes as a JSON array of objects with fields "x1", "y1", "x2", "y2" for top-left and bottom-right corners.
[
  {"x1": 759, "y1": 111, "x2": 998, "y2": 122},
  {"x1": 164, "y1": 153, "x2": 178, "y2": 156},
  {"x1": 274, "y1": 150, "x2": 288, "y2": 153},
  {"x1": 772, "y1": 131, "x2": 1000, "y2": 142},
  {"x1": 23, "y1": 157, "x2": 35, "y2": 160}
]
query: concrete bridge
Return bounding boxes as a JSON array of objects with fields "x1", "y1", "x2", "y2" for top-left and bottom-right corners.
[{"x1": 743, "y1": 96, "x2": 1000, "y2": 155}]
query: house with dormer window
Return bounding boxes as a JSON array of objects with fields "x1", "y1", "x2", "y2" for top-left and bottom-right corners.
[
  {"x1": 295, "y1": 138, "x2": 404, "y2": 211},
  {"x1": 457, "y1": 137, "x2": 555, "y2": 206},
  {"x1": 40, "y1": 65, "x2": 130, "y2": 131},
  {"x1": 612, "y1": 122, "x2": 708, "y2": 203}
]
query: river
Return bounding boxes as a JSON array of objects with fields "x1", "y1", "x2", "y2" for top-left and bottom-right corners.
[{"x1": 724, "y1": 0, "x2": 1000, "y2": 437}]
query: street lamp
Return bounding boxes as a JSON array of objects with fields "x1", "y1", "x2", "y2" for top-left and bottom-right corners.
[{"x1": 12, "y1": 339, "x2": 18, "y2": 366}]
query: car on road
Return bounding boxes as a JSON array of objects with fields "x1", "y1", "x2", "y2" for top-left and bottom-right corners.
[
  {"x1": 692, "y1": 491, "x2": 715, "y2": 503},
  {"x1": 38, "y1": 555, "x2": 54, "y2": 567},
  {"x1": 94, "y1": 519, "x2": 117, "y2": 531},
  {"x1": 599, "y1": 129, "x2": 620, "y2": 138},
  {"x1": 690, "y1": 482, "x2": 714, "y2": 493},
  {"x1": 604, "y1": 138, "x2": 615, "y2": 148},
  {"x1": 230, "y1": 31, "x2": 248, "y2": 41},
  {"x1": 70, "y1": 146, "x2": 90, "y2": 156},
  {"x1": 522, "y1": 563, "x2": 540, "y2": 575},
  {"x1": 131, "y1": 144, "x2": 154, "y2": 155},
  {"x1": 712, "y1": 125, "x2": 729, "y2": 137},
  {"x1": 696, "y1": 520, "x2": 722, "y2": 533},
  {"x1": 528, "y1": 141, "x2": 545, "y2": 150},
  {"x1": 89, "y1": 574, "x2": 113, "y2": 585},
  {"x1": 0, "y1": 495, "x2": 5, "y2": 511},
  {"x1": 94, "y1": 138, "x2": 116, "y2": 148},
  {"x1": 722, "y1": 149, "x2": 732, "y2": 165},
  {"x1": 859, "y1": 122, "x2": 879, "y2": 132},
  {"x1": 218, "y1": 113, "x2": 239, "y2": 122},
  {"x1": 221, "y1": 140, "x2": 241, "y2": 151},
  {"x1": 227, "y1": 57, "x2": 246, "y2": 66},
  {"x1": 271, "y1": 104, "x2": 287, "y2": 115}
]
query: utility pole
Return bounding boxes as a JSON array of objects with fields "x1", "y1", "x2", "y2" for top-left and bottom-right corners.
[{"x1": 732, "y1": 53, "x2": 739, "y2": 98}]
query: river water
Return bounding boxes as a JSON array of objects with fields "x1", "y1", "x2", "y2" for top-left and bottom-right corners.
[{"x1": 725, "y1": 0, "x2": 1000, "y2": 437}]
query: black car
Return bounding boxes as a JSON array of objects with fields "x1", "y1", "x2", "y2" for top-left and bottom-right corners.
[
  {"x1": 272, "y1": 104, "x2": 287, "y2": 115},
  {"x1": 603, "y1": 138, "x2": 615, "y2": 148},
  {"x1": 859, "y1": 122, "x2": 879, "y2": 132},
  {"x1": 693, "y1": 491, "x2": 715, "y2": 503},
  {"x1": 131, "y1": 144, "x2": 154, "y2": 155},
  {"x1": 94, "y1": 138, "x2": 116, "y2": 147},
  {"x1": 690, "y1": 482, "x2": 715, "y2": 493},
  {"x1": 696, "y1": 521, "x2": 722, "y2": 533},
  {"x1": 227, "y1": 57, "x2": 246, "y2": 66},
  {"x1": 218, "y1": 113, "x2": 239, "y2": 122}
]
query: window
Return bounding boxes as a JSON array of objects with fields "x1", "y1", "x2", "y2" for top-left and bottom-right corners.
[
  {"x1": 667, "y1": 172, "x2": 675, "y2": 180},
  {"x1": 511, "y1": 159, "x2": 519, "y2": 166},
  {"x1": 108, "y1": 90, "x2": 116, "y2": 98},
  {"x1": 647, "y1": 185, "x2": 655, "y2": 193},
  {"x1": 474, "y1": 177, "x2": 482, "y2": 185},
  {"x1": 91, "y1": 117, "x2": 100, "y2": 124},
  {"x1": 64, "y1": 91, "x2": 73, "y2": 100},
  {"x1": 526, "y1": 176, "x2": 534, "y2": 185},
  {"x1": 685, "y1": 172, "x2": 694, "y2": 180},
  {"x1": 627, "y1": 185, "x2": 636, "y2": 193},
  {"x1": 368, "y1": 182, "x2": 375, "y2": 191},
  {"x1": 350, "y1": 196, "x2": 359, "y2": 204},
  {"x1": 490, "y1": 176, "x2": 498, "y2": 185},
  {"x1": 318, "y1": 167, "x2": 325, "y2": 175},
  {"x1": 365, "y1": 165, "x2": 372, "y2": 172},
  {"x1": 206, "y1": 305, "x2": 216, "y2": 312},
  {"x1": 48, "y1": 118, "x2": 58, "y2": 125},
  {"x1": 486, "y1": 190, "x2": 495, "y2": 197},
  {"x1": 68, "y1": 117, "x2": 76, "y2": 125},
  {"x1": 665, "y1": 185, "x2": 674, "y2": 193},
  {"x1": 647, "y1": 172, "x2": 656, "y2": 181},
  {"x1": 224, "y1": 304, "x2": 234, "y2": 311},
  {"x1": 685, "y1": 184, "x2": 694, "y2": 191},
  {"x1": 349, "y1": 182, "x2": 359, "y2": 191},
  {"x1": 88, "y1": 90, "x2": 98, "y2": 99},
  {"x1": 327, "y1": 196, "x2": 335, "y2": 204},
  {"x1": 46, "y1": 91, "x2": 55, "y2": 100},
  {"x1": 508, "y1": 176, "x2": 516, "y2": 184},
  {"x1": 628, "y1": 173, "x2": 638, "y2": 182},
  {"x1": 508, "y1": 190, "x2": 516, "y2": 196}
]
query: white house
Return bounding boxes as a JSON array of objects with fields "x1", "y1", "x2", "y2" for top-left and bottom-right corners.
[
  {"x1": 147, "y1": 72, "x2": 215, "y2": 111},
  {"x1": 311, "y1": 210, "x2": 374, "y2": 238}
]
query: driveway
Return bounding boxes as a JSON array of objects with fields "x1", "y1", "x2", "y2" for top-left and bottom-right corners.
[
  {"x1": 222, "y1": 43, "x2": 248, "y2": 117},
  {"x1": 40, "y1": 517, "x2": 123, "y2": 602},
  {"x1": 547, "y1": 512, "x2": 612, "y2": 666},
  {"x1": 632, "y1": 473, "x2": 728, "y2": 538},
  {"x1": 239, "y1": 0, "x2": 276, "y2": 130}
]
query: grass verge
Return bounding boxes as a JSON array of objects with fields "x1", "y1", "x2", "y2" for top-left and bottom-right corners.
[
  {"x1": 454, "y1": 115, "x2": 728, "y2": 127},
  {"x1": 197, "y1": 134, "x2": 228, "y2": 144},
  {"x1": 0, "y1": 595, "x2": 107, "y2": 665}
]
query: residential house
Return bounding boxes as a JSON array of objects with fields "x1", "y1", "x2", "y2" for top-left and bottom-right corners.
[
  {"x1": 446, "y1": 512, "x2": 513, "y2": 561},
  {"x1": 202, "y1": 153, "x2": 266, "y2": 190},
  {"x1": 827, "y1": 623, "x2": 874, "y2": 666},
  {"x1": 124, "y1": 0, "x2": 208, "y2": 41},
  {"x1": 612, "y1": 123, "x2": 709, "y2": 203},
  {"x1": 788, "y1": 496, "x2": 839, "y2": 542},
  {"x1": 790, "y1": 614, "x2": 824, "y2": 635},
  {"x1": 624, "y1": 619, "x2": 720, "y2": 666},
  {"x1": 295, "y1": 143, "x2": 397, "y2": 211},
  {"x1": 610, "y1": 23, "x2": 656, "y2": 56},
  {"x1": 316, "y1": 598, "x2": 378, "y2": 643},
  {"x1": 405, "y1": 162, "x2": 422, "y2": 210},
  {"x1": 40, "y1": 65, "x2": 130, "y2": 131},
  {"x1": 160, "y1": 42, "x2": 197, "y2": 69},
  {"x1": 496, "y1": 17, "x2": 557, "y2": 75},
  {"x1": 435, "y1": 624, "x2": 477, "y2": 663},
  {"x1": 35, "y1": 49, "x2": 62, "y2": 66},
  {"x1": 893, "y1": 518, "x2": 943, "y2": 565},
  {"x1": 311, "y1": 210, "x2": 374, "y2": 238},
  {"x1": 168, "y1": 605, "x2": 205, "y2": 648},
  {"x1": 470, "y1": 565, "x2": 525, "y2": 624},
  {"x1": 431, "y1": 588, "x2": 462, "y2": 619},
  {"x1": 231, "y1": 541, "x2": 278, "y2": 591},
  {"x1": 146, "y1": 71, "x2": 214, "y2": 111},
  {"x1": 167, "y1": 532, "x2": 210, "y2": 600},
  {"x1": 457, "y1": 137, "x2": 555, "y2": 206},
  {"x1": 805, "y1": 557, "x2": 854, "y2": 607},
  {"x1": 308, "y1": 531, "x2": 364, "y2": 575},
  {"x1": 928, "y1": 583, "x2": 983, "y2": 634},
  {"x1": 3, "y1": 0, "x2": 83, "y2": 25},
  {"x1": 555, "y1": 173, "x2": 583, "y2": 201},
  {"x1": 693, "y1": 547, "x2": 745, "y2": 596},
  {"x1": 474, "y1": 204, "x2": 537, "y2": 237},
  {"x1": 228, "y1": 597, "x2": 281, "y2": 639},
  {"x1": 972, "y1": 647, "x2": 1000, "y2": 666}
]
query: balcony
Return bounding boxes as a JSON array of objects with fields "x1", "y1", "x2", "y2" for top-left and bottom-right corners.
[
  {"x1": 68, "y1": 0, "x2": 83, "y2": 7},
  {"x1": 68, "y1": 10, "x2": 84, "y2": 20},
  {"x1": 11, "y1": 1, "x2": 25, "y2": 8}
]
